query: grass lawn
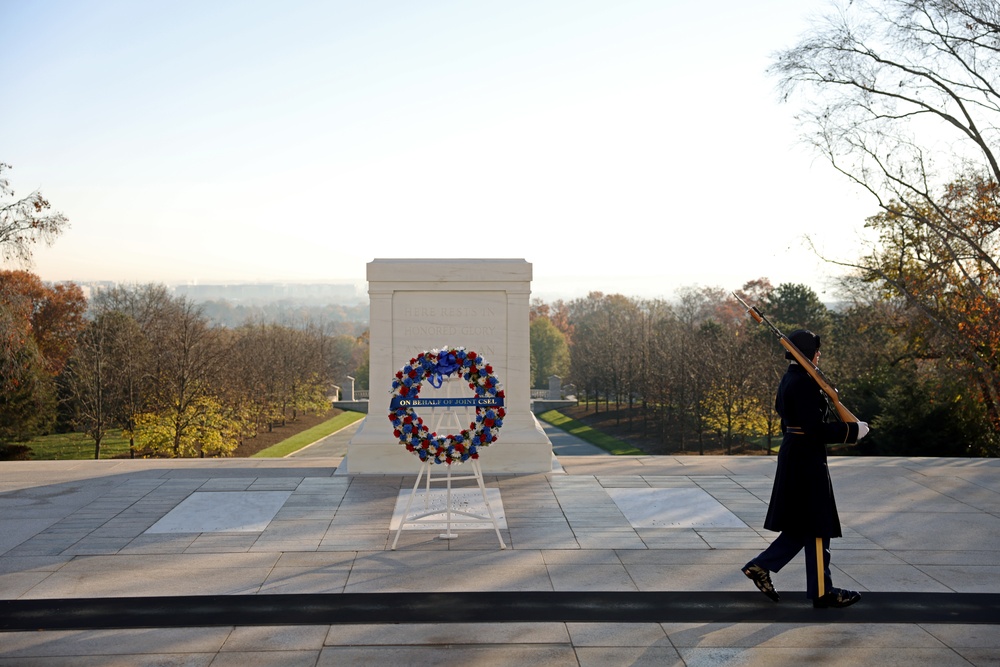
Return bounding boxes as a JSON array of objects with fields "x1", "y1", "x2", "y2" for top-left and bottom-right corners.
[
  {"x1": 538, "y1": 409, "x2": 645, "y2": 455},
  {"x1": 19, "y1": 409, "x2": 645, "y2": 460},
  {"x1": 13, "y1": 411, "x2": 365, "y2": 461},
  {"x1": 251, "y1": 411, "x2": 366, "y2": 458},
  {"x1": 22, "y1": 430, "x2": 133, "y2": 460}
]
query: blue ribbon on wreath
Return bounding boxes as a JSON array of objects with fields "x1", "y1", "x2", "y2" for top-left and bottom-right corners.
[{"x1": 427, "y1": 351, "x2": 460, "y2": 388}]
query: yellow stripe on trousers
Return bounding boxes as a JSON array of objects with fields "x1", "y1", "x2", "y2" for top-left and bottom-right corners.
[{"x1": 815, "y1": 537, "x2": 825, "y2": 598}]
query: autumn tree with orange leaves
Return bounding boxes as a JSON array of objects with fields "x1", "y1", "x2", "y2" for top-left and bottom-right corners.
[
  {"x1": 1, "y1": 270, "x2": 85, "y2": 449},
  {"x1": 858, "y1": 178, "x2": 1000, "y2": 442},
  {"x1": 0, "y1": 162, "x2": 73, "y2": 451},
  {"x1": 0, "y1": 270, "x2": 87, "y2": 377},
  {"x1": 772, "y1": 0, "x2": 1000, "y2": 451},
  {"x1": 0, "y1": 276, "x2": 58, "y2": 448}
]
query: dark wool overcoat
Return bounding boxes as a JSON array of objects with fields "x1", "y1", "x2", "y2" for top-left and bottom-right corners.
[{"x1": 763, "y1": 363, "x2": 861, "y2": 538}]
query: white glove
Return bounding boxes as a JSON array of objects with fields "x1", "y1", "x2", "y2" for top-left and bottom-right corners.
[{"x1": 856, "y1": 421, "x2": 869, "y2": 440}]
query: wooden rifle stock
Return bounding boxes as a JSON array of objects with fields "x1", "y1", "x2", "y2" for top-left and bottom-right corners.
[{"x1": 733, "y1": 293, "x2": 859, "y2": 424}]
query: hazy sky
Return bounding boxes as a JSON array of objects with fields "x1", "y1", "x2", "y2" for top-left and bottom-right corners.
[{"x1": 1, "y1": 0, "x2": 876, "y2": 302}]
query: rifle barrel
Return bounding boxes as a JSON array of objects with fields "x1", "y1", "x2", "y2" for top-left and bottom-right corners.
[{"x1": 731, "y1": 292, "x2": 860, "y2": 424}]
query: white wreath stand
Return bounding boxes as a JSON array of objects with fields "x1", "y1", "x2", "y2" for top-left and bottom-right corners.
[{"x1": 391, "y1": 376, "x2": 506, "y2": 550}]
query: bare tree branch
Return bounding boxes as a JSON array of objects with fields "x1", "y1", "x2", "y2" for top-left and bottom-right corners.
[{"x1": 0, "y1": 163, "x2": 69, "y2": 265}]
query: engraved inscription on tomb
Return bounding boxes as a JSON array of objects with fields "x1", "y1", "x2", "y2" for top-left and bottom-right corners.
[{"x1": 393, "y1": 291, "x2": 507, "y2": 371}]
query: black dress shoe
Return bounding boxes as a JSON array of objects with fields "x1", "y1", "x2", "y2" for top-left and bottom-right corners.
[
  {"x1": 813, "y1": 588, "x2": 862, "y2": 608},
  {"x1": 742, "y1": 562, "x2": 780, "y2": 602}
]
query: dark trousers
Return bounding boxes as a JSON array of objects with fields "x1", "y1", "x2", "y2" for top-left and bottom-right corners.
[{"x1": 752, "y1": 532, "x2": 831, "y2": 599}]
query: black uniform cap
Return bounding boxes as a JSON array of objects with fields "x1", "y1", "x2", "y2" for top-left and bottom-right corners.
[{"x1": 786, "y1": 329, "x2": 820, "y2": 361}]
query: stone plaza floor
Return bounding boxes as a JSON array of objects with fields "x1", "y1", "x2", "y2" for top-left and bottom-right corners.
[{"x1": 1, "y1": 422, "x2": 999, "y2": 666}]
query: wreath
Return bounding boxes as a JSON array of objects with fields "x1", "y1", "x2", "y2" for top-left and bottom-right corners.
[{"x1": 388, "y1": 347, "x2": 505, "y2": 465}]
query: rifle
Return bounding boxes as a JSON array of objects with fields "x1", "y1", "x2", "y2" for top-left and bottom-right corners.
[{"x1": 733, "y1": 292, "x2": 859, "y2": 424}]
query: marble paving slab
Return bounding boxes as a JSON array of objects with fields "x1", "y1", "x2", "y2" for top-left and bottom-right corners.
[
  {"x1": 145, "y1": 491, "x2": 293, "y2": 533},
  {"x1": 390, "y1": 488, "x2": 507, "y2": 530},
  {"x1": 606, "y1": 488, "x2": 748, "y2": 528}
]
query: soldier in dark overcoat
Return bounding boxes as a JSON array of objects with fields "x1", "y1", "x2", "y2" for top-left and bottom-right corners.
[{"x1": 741, "y1": 329, "x2": 869, "y2": 608}]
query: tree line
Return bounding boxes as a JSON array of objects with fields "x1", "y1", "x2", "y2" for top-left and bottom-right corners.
[
  {"x1": 5, "y1": 266, "x2": 996, "y2": 459},
  {"x1": 526, "y1": 275, "x2": 999, "y2": 457},
  {"x1": 1, "y1": 274, "x2": 368, "y2": 459}
]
